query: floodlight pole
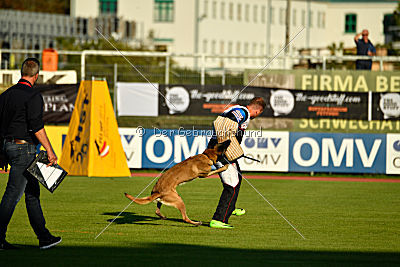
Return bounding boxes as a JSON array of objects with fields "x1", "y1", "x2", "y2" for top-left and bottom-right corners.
[{"x1": 285, "y1": 0, "x2": 291, "y2": 55}]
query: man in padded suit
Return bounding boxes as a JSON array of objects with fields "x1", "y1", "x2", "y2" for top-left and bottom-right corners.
[{"x1": 208, "y1": 97, "x2": 265, "y2": 229}]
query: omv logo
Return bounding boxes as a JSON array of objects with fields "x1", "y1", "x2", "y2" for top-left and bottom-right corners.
[
  {"x1": 244, "y1": 138, "x2": 280, "y2": 149},
  {"x1": 244, "y1": 138, "x2": 255, "y2": 148},
  {"x1": 394, "y1": 140, "x2": 400, "y2": 152}
]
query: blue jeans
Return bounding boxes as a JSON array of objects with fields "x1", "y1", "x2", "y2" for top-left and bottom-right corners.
[{"x1": 0, "y1": 142, "x2": 51, "y2": 241}]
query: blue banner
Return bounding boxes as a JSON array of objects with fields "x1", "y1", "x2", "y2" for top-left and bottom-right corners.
[
  {"x1": 289, "y1": 132, "x2": 387, "y2": 173},
  {"x1": 141, "y1": 128, "x2": 211, "y2": 169}
]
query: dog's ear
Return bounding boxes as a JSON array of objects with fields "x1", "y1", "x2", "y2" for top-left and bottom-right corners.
[{"x1": 216, "y1": 140, "x2": 231, "y2": 153}]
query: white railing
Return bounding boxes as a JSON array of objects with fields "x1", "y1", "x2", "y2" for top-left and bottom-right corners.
[{"x1": 1, "y1": 48, "x2": 400, "y2": 85}]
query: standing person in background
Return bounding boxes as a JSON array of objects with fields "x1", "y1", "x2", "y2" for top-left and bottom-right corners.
[
  {"x1": 354, "y1": 29, "x2": 376, "y2": 70},
  {"x1": 0, "y1": 58, "x2": 61, "y2": 250}
]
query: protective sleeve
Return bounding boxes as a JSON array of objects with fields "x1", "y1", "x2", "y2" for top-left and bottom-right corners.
[
  {"x1": 213, "y1": 116, "x2": 244, "y2": 161},
  {"x1": 26, "y1": 93, "x2": 45, "y2": 133}
]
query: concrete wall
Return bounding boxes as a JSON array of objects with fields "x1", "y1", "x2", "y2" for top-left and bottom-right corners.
[{"x1": 70, "y1": 0, "x2": 99, "y2": 18}]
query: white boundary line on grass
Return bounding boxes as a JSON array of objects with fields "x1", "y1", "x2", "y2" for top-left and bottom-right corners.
[{"x1": 94, "y1": 160, "x2": 175, "y2": 240}]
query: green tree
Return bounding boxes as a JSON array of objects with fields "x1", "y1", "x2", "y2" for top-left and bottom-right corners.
[{"x1": 0, "y1": 0, "x2": 69, "y2": 14}]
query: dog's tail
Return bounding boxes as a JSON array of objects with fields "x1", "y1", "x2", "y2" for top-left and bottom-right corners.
[{"x1": 124, "y1": 192, "x2": 161, "y2": 205}]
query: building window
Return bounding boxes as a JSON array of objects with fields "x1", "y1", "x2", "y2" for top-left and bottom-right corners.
[
  {"x1": 212, "y1": 40, "x2": 216, "y2": 61},
  {"x1": 212, "y1": 1, "x2": 217, "y2": 19},
  {"x1": 245, "y1": 4, "x2": 249, "y2": 22},
  {"x1": 203, "y1": 39, "x2": 208, "y2": 53},
  {"x1": 220, "y1": 41, "x2": 225, "y2": 54},
  {"x1": 301, "y1": 9, "x2": 305, "y2": 27},
  {"x1": 253, "y1": 5, "x2": 258, "y2": 23},
  {"x1": 270, "y1": 7, "x2": 275, "y2": 24},
  {"x1": 221, "y1": 2, "x2": 225, "y2": 19},
  {"x1": 212, "y1": 40, "x2": 216, "y2": 54},
  {"x1": 228, "y1": 41, "x2": 233, "y2": 62},
  {"x1": 100, "y1": 0, "x2": 118, "y2": 15},
  {"x1": 322, "y1": 12, "x2": 326, "y2": 28},
  {"x1": 309, "y1": 11, "x2": 313, "y2": 27},
  {"x1": 229, "y1": 3, "x2": 234, "y2": 20},
  {"x1": 237, "y1": 4, "x2": 242, "y2": 21},
  {"x1": 293, "y1": 9, "x2": 296, "y2": 26},
  {"x1": 244, "y1": 42, "x2": 248, "y2": 63},
  {"x1": 236, "y1": 42, "x2": 241, "y2": 62},
  {"x1": 154, "y1": 0, "x2": 174, "y2": 22},
  {"x1": 203, "y1": 0, "x2": 208, "y2": 17},
  {"x1": 261, "y1": 6, "x2": 266, "y2": 23},
  {"x1": 252, "y1": 42, "x2": 257, "y2": 63},
  {"x1": 345, "y1": 13, "x2": 356, "y2": 33},
  {"x1": 260, "y1": 43, "x2": 265, "y2": 64},
  {"x1": 279, "y1": 8, "x2": 284, "y2": 25}
]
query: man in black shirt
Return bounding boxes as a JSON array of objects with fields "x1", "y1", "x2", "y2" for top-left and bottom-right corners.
[
  {"x1": 0, "y1": 58, "x2": 61, "y2": 250},
  {"x1": 354, "y1": 29, "x2": 376, "y2": 70}
]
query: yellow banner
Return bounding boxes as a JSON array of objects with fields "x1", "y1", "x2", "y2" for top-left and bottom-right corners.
[
  {"x1": 44, "y1": 126, "x2": 68, "y2": 157},
  {"x1": 59, "y1": 81, "x2": 130, "y2": 177}
]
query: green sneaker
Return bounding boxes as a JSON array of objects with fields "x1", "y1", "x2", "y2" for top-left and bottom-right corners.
[
  {"x1": 232, "y1": 208, "x2": 246, "y2": 216},
  {"x1": 209, "y1": 220, "x2": 234, "y2": 229}
]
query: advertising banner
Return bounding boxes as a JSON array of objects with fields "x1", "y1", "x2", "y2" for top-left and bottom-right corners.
[
  {"x1": 137, "y1": 128, "x2": 288, "y2": 171},
  {"x1": 35, "y1": 83, "x2": 79, "y2": 123},
  {"x1": 266, "y1": 90, "x2": 368, "y2": 119},
  {"x1": 289, "y1": 132, "x2": 386, "y2": 174},
  {"x1": 238, "y1": 131, "x2": 289, "y2": 172},
  {"x1": 244, "y1": 69, "x2": 400, "y2": 92},
  {"x1": 294, "y1": 118, "x2": 400, "y2": 133},
  {"x1": 158, "y1": 84, "x2": 368, "y2": 120},
  {"x1": 0, "y1": 70, "x2": 77, "y2": 85},
  {"x1": 386, "y1": 134, "x2": 400, "y2": 174},
  {"x1": 43, "y1": 126, "x2": 69, "y2": 158},
  {"x1": 158, "y1": 84, "x2": 257, "y2": 116},
  {"x1": 372, "y1": 92, "x2": 400, "y2": 120},
  {"x1": 119, "y1": 127, "x2": 143, "y2": 169},
  {"x1": 48, "y1": 126, "x2": 400, "y2": 174},
  {"x1": 117, "y1": 82, "x2": 159, "y2": 116},
  {"x1": 141, "y1": 128, "x2": 210, "y2": 169}
]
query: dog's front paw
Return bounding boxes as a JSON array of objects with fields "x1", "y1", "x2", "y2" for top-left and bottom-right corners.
[{"x1": 193, "y1": 221, "x2": 202, "y2": 227}]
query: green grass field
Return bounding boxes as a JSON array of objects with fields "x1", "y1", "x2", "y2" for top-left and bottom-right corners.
[{"x1": 0, "y1": 173, "x2": 399, "y2": 266}]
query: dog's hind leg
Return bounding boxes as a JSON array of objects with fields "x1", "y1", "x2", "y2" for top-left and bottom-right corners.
[
  {"x1": 155, "y1": 202, "x2": 167, "y2": 219},
  {"x1": 163, "y1": 192, "x2": 202, "y2": 226}
]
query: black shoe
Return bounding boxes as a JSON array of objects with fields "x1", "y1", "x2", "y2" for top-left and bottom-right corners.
[
  {"x1": 0, "y1": 240, "x2": 19, "y2": 250},
  {"x1": 39, "y1": 236, "x2": 62, "y2": 250}
]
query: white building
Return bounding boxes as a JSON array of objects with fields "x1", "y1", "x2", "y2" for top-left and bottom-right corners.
[{"x1": 70, "y1": 0, "x2": 397, "y2": 69}]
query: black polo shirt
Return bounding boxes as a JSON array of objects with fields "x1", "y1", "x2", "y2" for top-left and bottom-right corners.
[
  {"x1": 0, "y1": 79, "x2": 44, "y2": 144},
  {"x1": 355, "y1": 38, "x2": 375, "y2": 56}
]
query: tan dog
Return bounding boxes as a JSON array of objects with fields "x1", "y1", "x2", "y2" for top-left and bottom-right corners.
[{"x1": 125, "y1": 140, "x2": 231, "y2": 226}]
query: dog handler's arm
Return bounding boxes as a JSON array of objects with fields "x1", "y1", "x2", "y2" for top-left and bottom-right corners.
[{"x1": 35, "y1": 128, "x2": 58, "y2": 166}]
